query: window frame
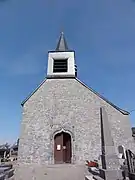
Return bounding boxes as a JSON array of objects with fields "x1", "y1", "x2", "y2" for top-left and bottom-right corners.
[{"x1": 53, "y1": 58, "x2": 68, "y2": 73}]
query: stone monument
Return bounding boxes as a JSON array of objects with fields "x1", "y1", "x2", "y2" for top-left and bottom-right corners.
[{"x1": 98, "y1": 107, "x2": 123, "y2": 180}]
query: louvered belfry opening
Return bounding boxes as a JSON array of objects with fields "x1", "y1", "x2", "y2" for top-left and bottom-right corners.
[{"x1": 53, "y1": 59, "x2": 68, "y2": 73}]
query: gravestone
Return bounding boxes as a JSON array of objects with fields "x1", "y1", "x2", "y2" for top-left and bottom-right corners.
[
  {"x1": 118, "y1": 145, "x2": 126, "y2": 159},
  {"x1": 98, "y1": 107, "x2": 123, "y2": 180},
  {"x1": 126, "y1": 149, "x2": 135, "y2": 180}
]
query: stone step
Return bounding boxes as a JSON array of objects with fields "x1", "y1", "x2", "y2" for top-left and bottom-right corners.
[
  {"x1": 0, "y1": 164, "x2": 14, "y2": 180},
  {"x1": 45, "y1": 164, "x2": 87, "y2": 180},
  {"x1": 0, "y1": 173, "x2": 5, "y2": 180},
  {"x1": 5, "y1": 169, "x2": 14, "y2": 179},
  {"x1": 15, "y1": 164, "x2": 88, "y2": 180},
  {"x1": 93, "y1": 175, "x2": 104, "y2": 180},
  {"x1": 85, "y1": 175, "x2": 94, "y2": 180}
]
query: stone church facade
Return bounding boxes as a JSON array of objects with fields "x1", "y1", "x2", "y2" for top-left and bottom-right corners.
[{"x1": 17, "y1": 33, "x2": 134, "y2": 167}]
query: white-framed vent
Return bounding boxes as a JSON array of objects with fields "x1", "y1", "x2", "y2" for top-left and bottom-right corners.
[
  {"x1": 47, "y1": 51, "x2": 76, "y2": 78},
  {"x1": 53, "y1": 59, "x2": 68, "y2": 73}
]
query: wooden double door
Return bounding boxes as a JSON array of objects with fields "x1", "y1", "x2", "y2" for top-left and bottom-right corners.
[{"x1": 54, "y1": 132, "x2": 72, "y2": 164}]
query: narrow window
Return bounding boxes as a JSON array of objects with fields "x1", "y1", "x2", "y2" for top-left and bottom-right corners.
[{"x1": 53, "y1": 59, "x2": 68, "y2": 73}]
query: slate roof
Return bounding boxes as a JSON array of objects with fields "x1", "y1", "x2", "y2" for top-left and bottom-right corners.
[
  {"x1": 0, "y1": 145, "x2": 9, "y2": 152},
  {"x1": 55, "y1": 32, "x2": 69, "y2": 51},
  {"x1": 0, "y1": 145, "x2": 7, "y2": 150},
  {"x1": 10, "y1": 144, "x2": 18, "y2": 150}
]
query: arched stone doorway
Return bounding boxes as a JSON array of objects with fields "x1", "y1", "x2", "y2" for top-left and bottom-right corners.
[{"x1": 54, "y1": 132, "x2": 72, "y2": 164}]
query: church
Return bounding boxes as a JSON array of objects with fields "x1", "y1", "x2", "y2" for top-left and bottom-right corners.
[{"x1": 17, "y1": 32, "x2": 134, "y2": 167}]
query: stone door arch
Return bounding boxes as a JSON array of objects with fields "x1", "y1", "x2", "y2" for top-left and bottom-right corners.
[{"x1": 54, "y1": 131, "x2": 72, "y2": 164}]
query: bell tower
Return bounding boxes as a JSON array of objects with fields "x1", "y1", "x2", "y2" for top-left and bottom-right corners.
[{"x1": 47, "y1": 32, "x2": 77, "y2": 78}]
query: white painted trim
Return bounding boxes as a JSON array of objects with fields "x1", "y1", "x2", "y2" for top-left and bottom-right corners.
[{"x1": 47, "y1": 51, "x2": 76, "y2": 78}]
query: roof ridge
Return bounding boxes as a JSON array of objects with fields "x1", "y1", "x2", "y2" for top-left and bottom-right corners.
[
  {"x1": 21, "y1": 77, "x2": 129, "y2": 115},
  {"x1": 76, "y1": 78, "x2": 129, "y2": 115}
]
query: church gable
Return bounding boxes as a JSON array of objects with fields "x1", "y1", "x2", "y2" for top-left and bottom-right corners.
[{"x1": 21, "y1": 77, "x2": 129, "y2": 116}]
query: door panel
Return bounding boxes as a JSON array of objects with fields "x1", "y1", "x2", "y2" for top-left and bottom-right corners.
[
  {"x1": 63, "y1": 133, "x2": 71, "y2": 163},
  {"x1": 65, "y1": 136, "x2": 71, "y2": 163},
  {"x1": 54, "y1": 133, "x2": 63, "y2": 164},
  {"x1": 54, "y1": 132, "x2": 72, "y2": 164}
]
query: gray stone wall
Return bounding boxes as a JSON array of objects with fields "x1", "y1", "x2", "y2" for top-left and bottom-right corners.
[{"x1": 18, "y1": 78, "x2": 134, "y2": 165}]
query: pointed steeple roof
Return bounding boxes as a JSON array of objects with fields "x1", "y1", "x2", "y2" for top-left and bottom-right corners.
[{"x1": 56, "y1": 32, "x2": 69, "y2": 51}]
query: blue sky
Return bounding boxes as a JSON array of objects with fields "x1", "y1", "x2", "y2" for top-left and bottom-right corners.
[{"x1": 0, "y1": 0, "x2": 135, "y2": 144}]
